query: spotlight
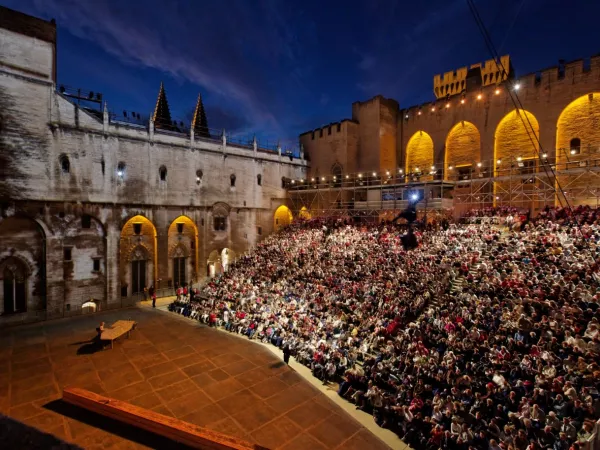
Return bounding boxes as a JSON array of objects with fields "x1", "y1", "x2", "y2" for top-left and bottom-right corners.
[
  {"x1": 514, "y1": 83, "x2": 521, "y2": 91},
  {"x1": 405, "y1": 114, "x2": 409, "y2": 119},
  {"x1": 117, "y1": 170, "x2": 124, "y2": 177},
  {"x1": 196, "y1": 176, "x2": 200, "y2": 182},
  {"x1": 411, "y1": 194, "x2": 418, "y2": 201}
]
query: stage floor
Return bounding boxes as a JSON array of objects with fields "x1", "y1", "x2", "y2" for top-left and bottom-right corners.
[{"x1": 0, "y1": 306, "x2": 393, "y2": 450}]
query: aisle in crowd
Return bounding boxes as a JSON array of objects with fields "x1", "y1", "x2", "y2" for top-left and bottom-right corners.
[{"x1": 170, "y1": 205, "x2": 600, "y2": 450}]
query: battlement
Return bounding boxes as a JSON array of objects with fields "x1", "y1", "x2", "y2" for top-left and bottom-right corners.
[
  {"x1": 517, "y1": 55, "x2": 600, "y2": 88},
  {"x1": 299, "y1": 119, "x2": 357, "y2": 140},
  {"x1": 433, "y1": 55, "x2": 512, "y2": 99}
]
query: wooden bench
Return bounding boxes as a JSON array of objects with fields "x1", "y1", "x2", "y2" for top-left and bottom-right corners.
[
  {"x1": 62, "y1": 387, "x2": 269, "y2": 450},
  {"x1": 100, "y1": 320, "x2": 137, "y2": 349}
]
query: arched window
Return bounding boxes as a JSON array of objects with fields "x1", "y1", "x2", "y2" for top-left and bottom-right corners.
[
  {"x1": 60, "y1": 155, "x2": 70, "y2": 174},
  {"x1": 159, "y1": 166, "x2": 167, "y2": 181},
  {"x1": 332, "y1": 163, "x2": 342, "y2": 188},
  {"x1": 257, "y1": 174, "x2": 262, "y2": 186},
  {"x1": 230, "y1": 174, "x2": 236, "y2": 187},
  {"x1": 281, "y1": 177, "x2": 287, "y2": 189},
  {"x1": 570, "y1": 138, "x2": 581, "y2": 155},
  {"x1": 117, "y1": 162, "x2": 126, "y2": 178}
]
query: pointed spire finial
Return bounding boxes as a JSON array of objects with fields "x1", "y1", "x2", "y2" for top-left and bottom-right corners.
[
  {"x1": 153, "y1": 82, "x2": 173, "y2": 130},
  {"x1": 192, "y1": 93, "x2": 210, "y2": 138}
]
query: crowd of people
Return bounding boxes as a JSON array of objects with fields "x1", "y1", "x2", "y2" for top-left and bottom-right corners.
[{"x1": 169, "y1": 206, "x2": 600, "y2": 450}]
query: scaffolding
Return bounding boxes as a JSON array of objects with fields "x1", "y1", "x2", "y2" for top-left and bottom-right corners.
[{"x1": 287, "y1": 145, "x2": 600, "y2": 218}]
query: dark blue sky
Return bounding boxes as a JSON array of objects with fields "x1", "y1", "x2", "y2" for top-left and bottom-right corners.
[{"x1": 4, "y1": 0, "x2": 600, "y2": 144}]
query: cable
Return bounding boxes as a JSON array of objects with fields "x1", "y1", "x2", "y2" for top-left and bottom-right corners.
[{"x1": 466, "y1": 0, "x2": 571, "y2": 211}]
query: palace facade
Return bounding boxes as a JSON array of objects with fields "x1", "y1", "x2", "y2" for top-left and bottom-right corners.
[{"x1": 0, "y1": 6, "x2": 306, "y2": 324}]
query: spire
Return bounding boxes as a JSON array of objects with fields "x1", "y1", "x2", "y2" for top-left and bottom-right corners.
[
  {"x1": 153, "y1": 82, "x2": 173, "y2": 130},
  {"x1": 192, "y1": 93, "x2": 210, "y2": 138}
]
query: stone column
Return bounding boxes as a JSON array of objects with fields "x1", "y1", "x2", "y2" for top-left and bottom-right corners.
[{"x1": 105, "y1": 224, "x2": 120, "y2": 308}]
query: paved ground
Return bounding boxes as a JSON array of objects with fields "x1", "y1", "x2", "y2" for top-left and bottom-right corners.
[{"x1": 0, "y1": 307, "x2": 393, "y2": 450}]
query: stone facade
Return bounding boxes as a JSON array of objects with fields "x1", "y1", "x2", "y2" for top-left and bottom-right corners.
[
  {"x1": 0, "y1": 7, "x2": 306, "y2": 324},
  {"x1": 300, "y1": 55, "x2": 600, "y2": 215}
]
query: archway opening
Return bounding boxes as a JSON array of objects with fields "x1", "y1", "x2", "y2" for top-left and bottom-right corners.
[
  {"x1": 494, "y1": 109, "x2": 540, "y2": 207},
  {"x1": 556, "y1": 93, "x2": 600, "y2": 206},
  {"x1": 298, "y1": 206, "x2": 312, "y2": 220},
  {"x1": 274, "y1": 205, "x2": 293, "y2": 231},
  {"x1": 445, "y1": 121, "x2": 480, "y2": 180},
  {"x1": 207, "y1": 250, "x2": 222, "y2": 278},
  {"x1": 120, "y1": 215, "x2": 157, "y2": 296},
  {"x1": 81, "y1": 301, "x2": 97, "y2": 314},
  {"x1": 405, "y1": 131, "x2": 434, "y2": 181},
  {"x1": 221, "y1": 248, "x2": 236, "y2": 272},
  {"x1": 168, "y1": 216, "x2": 199, "y2": 289}
]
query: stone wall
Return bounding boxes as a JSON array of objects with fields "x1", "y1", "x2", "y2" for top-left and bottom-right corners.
[{"x1": 0, "y1": 12, "x2": 307, "y2": 324}]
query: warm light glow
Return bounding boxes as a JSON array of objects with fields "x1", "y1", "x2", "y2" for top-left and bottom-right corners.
[
  {"x1": 431, "y1": 166, "x2": 435, "y2": 170},
  {"x1": 418, "y1": 111, "x2": 422, "y2": 115},
  {"x1": 196, "y1": 176, "x2": 200, "y2": 182},
  {"x1": 372, "y1": 172, "x2": 377, "y2": 177},
  {"x1": 405, "y1": 114, "x2": 409, "y2": 119},
  {"x1": 291, "y1": 180, "x2": 295, "y2": 184},
  {"x1": 448, "y1": 166, "x2": 453, "y2": 170},
  {"x1": 495, "y1": 196, "x2": 499, "y2": 200},
  {"x1": 497, "y1": 159, "x2": 501, "y2": 164},
  {"x1": 386, "y1": 170, "x2": 390, "y2": 175},
  {"x1": 542, "y1": 153, "x2": 547, "y2": 159},
  {"x1": 495, "y1": 88, "x2": 500, "y2": 95},
  {"x1": 431, "y1": 107, "x2": 435, "y2": 112},
  {"x1": 321, "y1": 177, "x2": 326, "y2": 181},
  {"x1": 118, "y1": 170, "x2": 124, "y2": 177},
  {"x1": 477, "y1": 162, "x2": 482, "y2": 167},
  {"x1": 445, "y1": 103, "x2": 450, "y2": 108},
  {"x1": 358, "y1": 173, "x2": 362, "y2": 178},
  {"x1": 514, "y1": 83, "x2": 521, "y2": 91},
  {"x1": 570, "y1": 149, "x2": 577, "y2": 155},
  {"x1": 332, "y1": 176, "x2": 336, "y2": 181},
  {"x1": 477, "y1": 94, "x2": 482, "y2": 100},
  {"x1": 415, "y1": 167, "x2": 420, "y2": 172},
  {"x1": 517, "y1": 156, "x2": 522, "y2": 161},
  {"x1": 345, "y1": 175, "x2": 349, "y2": 179},
  {"x1": 460, "y1": 99, "x2": 465, "y2": 104},
  {"x1": 398, "y1": 168, "x2": 403, "y2": 173},
  {"x1": 300, "y1": 179, "x2": 304, "y2": 183},
  {"x1": 311, "y1": 178, "x2": 315, "y2": 182}
]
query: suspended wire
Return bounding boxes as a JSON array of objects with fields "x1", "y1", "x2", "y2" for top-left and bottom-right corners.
[
  {"x1": 466, "y1": 0, "x2": 571, "y2": 210},
  {"x1": 498, "y1": 0, "x2": 527, "y2": 54}
]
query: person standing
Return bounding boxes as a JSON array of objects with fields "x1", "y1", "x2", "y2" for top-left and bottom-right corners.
[{"x1": 283, "y1": 344, "x2": 291, "y2": 365}]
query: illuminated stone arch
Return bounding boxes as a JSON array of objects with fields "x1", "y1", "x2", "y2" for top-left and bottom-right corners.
[
  {"x1": 445, "y1": 121, "x2": 480, "y2": 180},
  {"x1": 167, "y1": 215, "x2": 199, "y2": 288},
  {"x1": 274, "y1": 205, "x2": 293, "y2": 231},
  {"x1": 120, "y1": 215, "x2": 157, "y2": 296},
  {"x1": 494, "y1": 109, "x2": 540, "y2": 172},
  {"x1": 557, "y1": 93, "x2": 600, "y2": 153},
  {"x1": 221, "y1": 248, "x2": 236, "y2": 272},
  {"x1": 556, "y1": 93, "x2": 600, "y2": 205},
  {"x1": 207, "y1": 249, "x2": 222, "y2": 278},
  {"x1": 298, "y1": 206, "x2": 312, "y2": 220},
  {"x1": 405, "y1": 131, "x2": 434, "y2": 176}
]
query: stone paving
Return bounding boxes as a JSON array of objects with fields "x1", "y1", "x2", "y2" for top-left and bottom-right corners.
[{"x1": 0, "y1": 307, "x2": 392, "y2": 450}]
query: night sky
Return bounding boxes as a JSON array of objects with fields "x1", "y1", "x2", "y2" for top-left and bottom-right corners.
[{"x1": 3, "y1": 0, "x2": 600, "y2": 145}]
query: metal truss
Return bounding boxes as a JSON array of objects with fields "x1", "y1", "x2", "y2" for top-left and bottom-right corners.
[{"x1": 287, "y1": 149, "x2": 600, "y2": 217}]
